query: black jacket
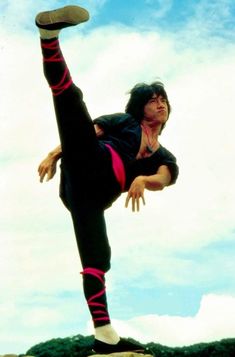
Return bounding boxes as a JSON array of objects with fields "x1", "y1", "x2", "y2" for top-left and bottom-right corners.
[{"x1": 94, "y1": 112, "x2": 179, "y2": 190}]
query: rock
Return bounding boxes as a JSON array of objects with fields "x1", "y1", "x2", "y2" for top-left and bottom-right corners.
[{"x1": 89, "y1": 353, "x2": 153, "y2": 357}]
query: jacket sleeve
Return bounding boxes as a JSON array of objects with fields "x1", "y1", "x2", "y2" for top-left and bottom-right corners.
[
  {"x1": 160, "y1": 148, "x2": 179, "y2": 185},
  {"x1": 93, "y1": 113, "x2": 132, "y2": 134}
]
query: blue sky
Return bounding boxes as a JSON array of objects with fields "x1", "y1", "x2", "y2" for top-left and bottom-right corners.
[{"x1": 1, "y1": 0, "x2": 235, "y2": 354}]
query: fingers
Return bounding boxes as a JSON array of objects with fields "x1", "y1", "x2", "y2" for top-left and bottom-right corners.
[
  {"x1": 39, "y1": 168, "x2": 48, "y2": 182},
  {"x1": 46, "y1": 168, "x2": 53, "y2": 181},
  {"x1": 141, "y1": 194, "x2": 146, "y2": 207},
  {"x1": 125, "y1": 192, "x2": 145, "y2": 212},
  {"x1": 135, "y1": 194, "x2": 145, "y2": 212},
  {"x1": 38, "y1": 164, "x2": 47, "y2": 183},
  {"x1": 38, "y1": 161, "x2": 56, "y2": 183}
]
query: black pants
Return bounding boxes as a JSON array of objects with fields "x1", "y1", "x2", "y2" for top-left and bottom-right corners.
[{"x1": 40, "y1": 38, "x2": 121, "y2": 326}]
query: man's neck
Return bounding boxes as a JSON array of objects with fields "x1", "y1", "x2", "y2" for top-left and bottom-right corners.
[{"x1": 141, "y1": 119, "x2": 162, "y2": 138}]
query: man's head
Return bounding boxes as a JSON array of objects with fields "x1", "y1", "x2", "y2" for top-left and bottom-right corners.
[{"x1": 125, "y1": 81, "x2": 171, "y2": 134}]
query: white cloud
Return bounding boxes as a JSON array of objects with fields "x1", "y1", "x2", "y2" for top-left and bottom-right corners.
[
  {"x1": 86, "y1": 294, "x2": 235, "y2": 346},
  {"x1": 0, "y1": 294, "x2": 88, "y2": 354}
]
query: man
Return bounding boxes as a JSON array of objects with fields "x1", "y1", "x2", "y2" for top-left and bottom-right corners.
[{"x1": 36, "y1": 5, "x2": 179, "y2": 353}]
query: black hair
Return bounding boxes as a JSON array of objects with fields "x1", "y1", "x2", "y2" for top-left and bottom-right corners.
[{"x1": 125, "y1": 81, "x2": 171, "y2": 133}]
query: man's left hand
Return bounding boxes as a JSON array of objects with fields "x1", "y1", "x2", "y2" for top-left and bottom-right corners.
[{"x1": 125, "y1": 176, "x2": 146, "y2": 212}]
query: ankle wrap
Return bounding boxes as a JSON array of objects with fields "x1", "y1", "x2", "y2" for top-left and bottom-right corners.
[
  {"x1": 41, "y1": 39, "x2": 72, "y2": 96},
  {"x1": 81, "y1": 267, "x2": 111, "y2": 326}
]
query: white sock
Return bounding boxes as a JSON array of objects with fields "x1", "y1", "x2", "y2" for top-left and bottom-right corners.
[
  {"x1": 39, "y1": 28, "x2": 60, "y2": 39},
  {"x1": 95, "y1": 324, "x2": 120, "y2": 344}
]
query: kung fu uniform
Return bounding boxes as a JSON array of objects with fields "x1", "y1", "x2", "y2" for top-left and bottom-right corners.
[
  {"x1": 40, "y1": 37, "x2": 179, "y2": 327},
  {"x1": 58, "y1": 112, "x2": 179, "y2": 270}
]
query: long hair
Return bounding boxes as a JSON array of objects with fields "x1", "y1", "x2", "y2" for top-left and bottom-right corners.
[{"x1": 125, "y1": 81, "x2": 171, "y2": 133}]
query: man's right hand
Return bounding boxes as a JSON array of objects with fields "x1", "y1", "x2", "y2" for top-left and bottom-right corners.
[{"x1": 38, "y1": 152, "x2": 58, "y2": 183}]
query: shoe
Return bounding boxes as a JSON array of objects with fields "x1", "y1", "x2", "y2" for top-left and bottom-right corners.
[
  {"x1": 93, "y1": 338, "x2": 148, "y2": 354},
  {"x1": 35, "y1": 5, "x2": 89, "y2": 30}
]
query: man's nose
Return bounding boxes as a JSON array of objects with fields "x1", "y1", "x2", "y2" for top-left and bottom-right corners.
[{"x1": 156, "y1": 99, "x2": 164, "y2": 108}]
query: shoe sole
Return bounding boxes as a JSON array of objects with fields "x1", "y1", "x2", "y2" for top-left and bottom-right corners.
[{"x1": 35, "y1": 5, "x2": 89, "y2": 30}]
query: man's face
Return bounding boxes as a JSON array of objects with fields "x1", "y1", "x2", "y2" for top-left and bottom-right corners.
[{"x1": 143, "y1": 94, "x2": 169, "y2": 124}]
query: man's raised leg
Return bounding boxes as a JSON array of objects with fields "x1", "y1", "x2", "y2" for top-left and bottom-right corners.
[{"x1": 35, "y1": 6, "x2": 97, "y2": 166}]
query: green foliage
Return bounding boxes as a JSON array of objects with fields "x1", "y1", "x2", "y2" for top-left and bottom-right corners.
[
  {"x1": 25, "y1": 335, "x2": 235, "y2": 357},
  {"x1": 145, "y1": 338, "x2": 235, "y2": 356},
  {"x1": 26, "y1": 335, "x2": 94, "y2": 357}
]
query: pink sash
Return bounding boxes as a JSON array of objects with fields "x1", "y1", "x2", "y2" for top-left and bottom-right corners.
[{"x1": 105, "y1": 144, "x2": 126, "y2": 192}]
